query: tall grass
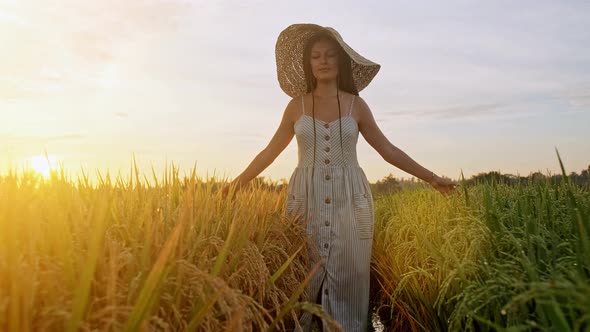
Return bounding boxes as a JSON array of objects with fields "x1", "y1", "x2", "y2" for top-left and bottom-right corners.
[
  {"x1": 370, "y1": 184, "x2": 490, "y2": 331},
  {"x1": 1, "y1": 154, "x2": 588, "y2": 331},
  {"x1": 0, "y1": 164, "x2": 330, "y2": 331},
  {"x1": 370, "y1": 153, "x2": 590, "y2": 331},
  {"x1": 448, "y1": 153, "x2": 590, "y2": 331}
]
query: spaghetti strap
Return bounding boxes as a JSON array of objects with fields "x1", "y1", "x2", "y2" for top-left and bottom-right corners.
[
  {"x1": 348, "y1": 95, "x2": 355, "y2": 116},
  {"x1": 301, "y1": 95, "x2": 305, "y2": 115}
]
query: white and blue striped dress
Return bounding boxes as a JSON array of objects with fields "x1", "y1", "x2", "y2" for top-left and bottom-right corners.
[{"x1": 286, "y1": 95, "x2": 374, "y2": 332}]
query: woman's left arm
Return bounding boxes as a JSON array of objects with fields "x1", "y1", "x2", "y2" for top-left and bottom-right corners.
[{"x1": 356, "y1": 97, "x2": 456, "y2": 193}]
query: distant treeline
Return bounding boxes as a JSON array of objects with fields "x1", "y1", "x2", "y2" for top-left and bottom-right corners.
[{"x1": 370, "y1": 165, "x2": 590, "y2": 196}]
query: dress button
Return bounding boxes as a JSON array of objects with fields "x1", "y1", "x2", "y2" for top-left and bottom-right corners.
[
  {"x1": 324, "y1": 135, "x2": 330, "y2": 140},
  {"x1": 325, "y1": 197, "x2": 331, "y2": 204},
  {"x1": 325, "y1": 174, "x2": 331, "y2": 180},
  {"x1": 324, "y1": 288, "x2": 329, "y2": 294},
  {"x1": 324, "y1": 123, "x2": 329, "y2": 128},
  {"x1": 323, "y1": 243, "x2": 329, "y2": 249},
  {"x1": 324, "y1": 159, "x2": 330, "y2": 164},
  {"x1": 325, "y1": 220, "x2": 330, "y2": 226},
  {"x1": 363, "y1": 193, "x2": 368, "y2": 198},
  {"x1": 324, "y1": 147, "x2": 330, "y2": 152}
]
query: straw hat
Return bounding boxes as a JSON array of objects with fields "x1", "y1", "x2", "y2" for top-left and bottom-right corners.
[{"x1": 275, "y1": 23, "x2": 381, "y2": 98}]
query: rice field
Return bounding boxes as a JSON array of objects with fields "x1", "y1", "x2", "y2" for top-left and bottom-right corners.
[{"x1": 0, "y1": 155, "x2": 588, "y2": 331}]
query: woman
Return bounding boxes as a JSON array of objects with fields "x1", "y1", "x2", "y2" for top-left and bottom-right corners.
[{"x1": 223, "y1": 24, "x2": 457, "y2": 331}]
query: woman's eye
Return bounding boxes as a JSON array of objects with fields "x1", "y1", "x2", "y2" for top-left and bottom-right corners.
[{"x1": 311, "y1": 53, "x2": 336, "y2": 59}]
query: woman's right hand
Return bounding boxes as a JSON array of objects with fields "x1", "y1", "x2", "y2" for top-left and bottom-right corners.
[
  {"x1": 220, "y1": 183, "x2": 233, "y2": 199},
  {"x1": 430, "y1": 175, "x2": 458, "y2": 196},
  {"x1": 220, "y1": 180, "x2": 242, "y2": 199}
]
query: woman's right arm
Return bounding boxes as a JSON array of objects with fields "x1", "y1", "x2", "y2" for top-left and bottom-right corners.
[{"x1": 223, "y1": 98, "x2": 298, "y2": 195}]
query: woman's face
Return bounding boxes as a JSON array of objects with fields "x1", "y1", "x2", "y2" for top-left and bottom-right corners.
[{"x1": 310, "y1": 38, "x2": 339, "y2": 82}]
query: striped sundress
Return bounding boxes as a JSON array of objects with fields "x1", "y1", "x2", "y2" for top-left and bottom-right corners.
[{"x1": 286, "y1": 94, "x2": 374, "y2": 332}]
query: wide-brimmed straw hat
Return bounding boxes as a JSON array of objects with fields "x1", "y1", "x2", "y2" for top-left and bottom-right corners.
[{"x1": 275, "y1": 23, "x2": 380, "y2": 98}]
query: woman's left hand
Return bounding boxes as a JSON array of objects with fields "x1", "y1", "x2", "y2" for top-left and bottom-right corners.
[{"x1": 430, "y1": 175, "x2": 458, "y2": 196}]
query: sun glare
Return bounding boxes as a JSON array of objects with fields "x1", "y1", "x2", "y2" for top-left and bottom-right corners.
[{"x1": 29, "y1": 155, "x2": 57, "y2": 177}]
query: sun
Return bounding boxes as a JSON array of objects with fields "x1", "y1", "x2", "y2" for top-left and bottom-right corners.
[{"x1": 29, "y1": 155, "x2": 58, "y2": 177}]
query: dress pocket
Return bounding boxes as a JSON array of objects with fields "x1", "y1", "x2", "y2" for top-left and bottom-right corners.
[
  {"x1": 353, "y1": 192, "x2": 373, "y2": 240},
  {"x1": 286, "y1": 193, "x2": 306, "y2": 220}
]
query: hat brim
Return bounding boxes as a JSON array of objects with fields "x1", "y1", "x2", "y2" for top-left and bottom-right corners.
[{"x1": 275, "y1": 23, "x2": 380, "y2": 98}]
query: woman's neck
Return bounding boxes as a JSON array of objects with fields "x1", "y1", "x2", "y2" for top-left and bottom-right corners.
[{"x1": 313, "y1": 80, "x2": 339, "y2": 97}]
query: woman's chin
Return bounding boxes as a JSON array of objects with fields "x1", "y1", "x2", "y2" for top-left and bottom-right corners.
[{"x1": 315, "y1": 75, "x2": 338, "y2": 83}]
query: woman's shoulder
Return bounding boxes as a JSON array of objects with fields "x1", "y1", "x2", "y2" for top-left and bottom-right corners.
[
  {"x1": 349, "y1": 93, "x2": 372, "y2": 125},
  {"x1": 285, "y1": 95, "x2": 305, "y2": 110},
  {"x1": 351, "y1": 93, "x2": 369, "y2": 110},
  {"x1": 341, "y1": 91, "x2": 367, "y2": 106},
  {"x1": 283, "y1": 95, "x2": 305, "y2": 122}
]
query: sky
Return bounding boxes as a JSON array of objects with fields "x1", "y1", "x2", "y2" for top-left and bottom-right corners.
[{"x1": 1, "y1": 0, "x2": 589, "y2": 183}]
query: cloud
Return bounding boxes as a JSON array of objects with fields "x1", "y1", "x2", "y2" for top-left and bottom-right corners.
[
  {"x1": 383, "y1": 102, "x2": 508, "y2": 120},
  {"x1": 0, "y1": 77, "x2": 64, "y2": 101},
  {"x1": 62, "y1": 0, "x2": 191, "y2": 64},
  {"x1": 559, "y1": 86, "x2": 590, "y2": 109},
  {"x1": 0, "y1": 0, "x2": 192, "y2": 101},
  {"x1": 380, "y1": 83, "x2": 590, "y2": 121},
  {"x1": 567, "y1": 95, "x2": 590, "y2": 107}
]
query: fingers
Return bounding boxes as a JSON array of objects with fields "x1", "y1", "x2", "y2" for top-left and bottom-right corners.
[{"x1": 436, "y1": 183, "x2": 458, "y2": 196}]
